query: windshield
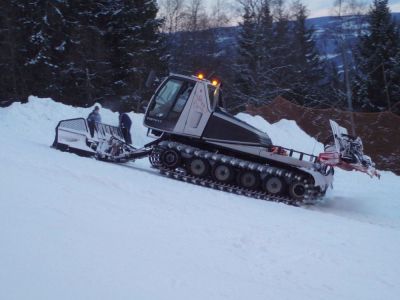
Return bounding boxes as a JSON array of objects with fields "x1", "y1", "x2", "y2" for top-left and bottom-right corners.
[{"x1": 148, "y1": 78, "x2": 195, "y2": 119}]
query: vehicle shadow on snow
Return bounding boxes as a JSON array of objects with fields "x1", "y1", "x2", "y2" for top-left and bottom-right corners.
[
  {"x1": 312, "y1": 196, "x2": 361, "y2": 211},
  {"x1": 103, "y1": 160, "x2": 162, "y2": 177},
  {"x1": 307, "y1": 196, "x2": 371, "y2": 220}
]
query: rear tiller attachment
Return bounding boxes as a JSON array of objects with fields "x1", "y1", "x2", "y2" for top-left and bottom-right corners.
[{"x1": 319, "y1": 120, "x2": 380, "y2": 178}]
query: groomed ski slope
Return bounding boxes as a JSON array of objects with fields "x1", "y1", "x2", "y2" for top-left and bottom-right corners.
[{"x1": 0, "y1": 97, "x2": 399, "y2": 300}]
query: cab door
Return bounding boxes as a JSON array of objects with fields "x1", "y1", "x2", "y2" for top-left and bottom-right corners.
[{"x1": 145, "y1": 77, "x2": 195, "y2": 132}]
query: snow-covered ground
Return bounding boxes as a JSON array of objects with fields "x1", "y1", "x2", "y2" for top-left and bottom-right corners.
[{"x1": 1, "y1": 97, "x2": 399, "y2": 300}]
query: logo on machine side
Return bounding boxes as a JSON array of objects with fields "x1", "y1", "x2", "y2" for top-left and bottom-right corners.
[{"x1": 146, "y1": 116, "x2": 162, "y2": 123}]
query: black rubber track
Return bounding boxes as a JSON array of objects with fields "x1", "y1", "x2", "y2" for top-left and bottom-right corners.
[{"x1": 149, "y1": 141, "x2": 324, "y2": 206}]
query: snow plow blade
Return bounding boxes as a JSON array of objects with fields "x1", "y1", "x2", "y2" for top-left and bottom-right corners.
[
  {"x1": 319, "y1": 120, "x2": 380, "y2": 178},
  {"x1": 52, "y1": 118, "x2": 125, "y2": 156}
]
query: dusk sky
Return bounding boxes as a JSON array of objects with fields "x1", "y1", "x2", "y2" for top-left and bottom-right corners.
[
  {"x1": 302, "y1": 0, "x2": 400, "y2": 17},
  {"x1": 203, "y1": 0, "x2": 400, "y2": 19}
]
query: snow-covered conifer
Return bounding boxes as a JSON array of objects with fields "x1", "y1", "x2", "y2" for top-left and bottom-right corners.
[
  {"x1": 107, "y1": 0, "x2": 167, "y2": 111},
  {"x1": 288, "y1": 1, "x2": 327, "y2": 106},
  {"x1": 354, "y1": 0, "x2": 400, "y2": 112}
]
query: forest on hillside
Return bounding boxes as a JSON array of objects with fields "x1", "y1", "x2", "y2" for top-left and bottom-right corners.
[{"x1": 0, "y1": 0, "x2": 399, "y2": 114}]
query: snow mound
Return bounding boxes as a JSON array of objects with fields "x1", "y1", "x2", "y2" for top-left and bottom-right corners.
[
  {"x1": 237, "y1": 113, "x2": 324, "y2": 154},
  {"x1": 0, "y1": 96, "x2": 152, "y2": 147},
  {"x1": 1, "y1": 97, "x2": 400, "y2": 300}
]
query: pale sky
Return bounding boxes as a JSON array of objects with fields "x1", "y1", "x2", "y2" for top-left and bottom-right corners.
[
  {"x1": 303, "y1": 0, "x2": 400, "y2": 17},
  {"x1": 203, "y1": 0, "x2": 400, "y2": 19}
]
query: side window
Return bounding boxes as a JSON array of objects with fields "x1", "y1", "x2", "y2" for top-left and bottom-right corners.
[
  {"x1": 171, "y1": 81, "x2": 195, "y2": 114},
  {"x1": 148, "y1": 79, "x2": 183, "y2": 118}
]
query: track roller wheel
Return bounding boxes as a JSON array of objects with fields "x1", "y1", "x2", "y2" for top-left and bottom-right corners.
[
  {"x1": 161, "y1": 149, "x2": 181, "y2": 168},
  {"x1": 262, "y1": 176, "x2": 286, "y2": 195},
  {"x1": 188, "y1": 158, "x2": 210, "y2": 177},
  {"x1": 288, "y1": 181, "x2": 307, "y2": 201},
  {"x1": 213, "y1": 164, "x2": 235, "y2": 183},
  {"x1": 237, "y1": 171, "x2": 260, "y2": 190},
  {"x1": 149, "y1": 146, "x2": 165, "y2": 167}
]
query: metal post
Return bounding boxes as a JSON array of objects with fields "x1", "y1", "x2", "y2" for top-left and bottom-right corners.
[
  {"x1": 342, "y1": 45, "x2": 356, "y2": 136},
  {"x1": 336, "y1": 0, "x2": 356, "y2": 136}
]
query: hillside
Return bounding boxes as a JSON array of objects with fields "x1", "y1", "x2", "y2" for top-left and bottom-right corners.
[{"x1": 208, "y1": 13, "x2": 400, "y2": 70}]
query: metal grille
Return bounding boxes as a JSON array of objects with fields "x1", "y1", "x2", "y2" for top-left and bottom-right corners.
[
  {"x1": 57, "y1": 118, "x2": 124, "y2": 140},
  {"x1": 59, "y1": 118, "x2": 88, "y2": 133},
  {"x1": 95, "y1": 123, "x2": 124, "y2": 140}
]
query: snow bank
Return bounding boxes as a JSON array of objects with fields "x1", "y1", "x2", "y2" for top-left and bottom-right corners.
[
  {"x1": 0, "y1": 96, "x2": 152, "y2": 147},
  {"x1": 237, "y1": 113, "x2": 324, "y2": 154},
  {"x1": 236, "y1": 113, "x2": 400, "y2": 228},
  {"x1": 1, "y1": 97, "x2": 399, "y2": 300}
]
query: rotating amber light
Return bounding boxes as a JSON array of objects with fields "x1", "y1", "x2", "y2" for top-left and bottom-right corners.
[
  {"x1": 197, "y1": 73, "x2": 204, "y2": 80},
  {"x1": 211, "y1": 79, "x2": 219, "y2": 86}
]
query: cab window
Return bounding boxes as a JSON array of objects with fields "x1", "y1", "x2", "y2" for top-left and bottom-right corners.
[
  {"x1": 148, "y1": 79, "x2": 183, "y2": 118},
  {"x1": 171, "y1": 82, "x2": 195, "y2": 114},
  {"x1": 148, "y1": 78, "x2": 194, "y2": 120}
]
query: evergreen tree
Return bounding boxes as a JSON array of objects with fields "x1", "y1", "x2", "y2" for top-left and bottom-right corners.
[
  {"x1": 166, "y1": 0, "x2": 225, "y2": 87},
  {"x1": 326, "y1": 61, "x2": 347, "y2": 108},
  {"x1": 0, "y1": 1, "x2": 27, "y2": 103},
  {"x1": 268, "y1": 0, "x2": 294, "y2": 95},
  {"x1": 1, "y1": 0, "x2": 71, "y2": 102},
  {"x1": 167, "y1": 27, "x2": 220, "y2": 77},
  {"x1": 1, "y1": 0, "x2": 167, "y2": 110},
  {"x1": 233, "y1": 4, "x2": 258, "y2": 106},
  {"x1": 288, "y1": 1, "x2": 326, "y2": 106},
  {"x1": 1, "y1": 0, "x2": 93, "y2": 104},
  {"x1": 354, "y1": 0, "x2": 400, "y2": 112},
  {"x1": 256, "y1": 0, "x2": 275, "y2": 101},
  {"x1": 107, "y1": 0, "x2": 167, "y2": 111},
  {"x1": 233, "y1": 0, "x2": 274, "y2": 108},
  {"x1": 60, "y1": 0, "x2": 112, "y2": 106},
  {"x1": 390, "y1": 51, "x2": 400, "y2": 114},
  {"x1": 20, "y1": 0, "x2": 68, "y2": 98}
]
